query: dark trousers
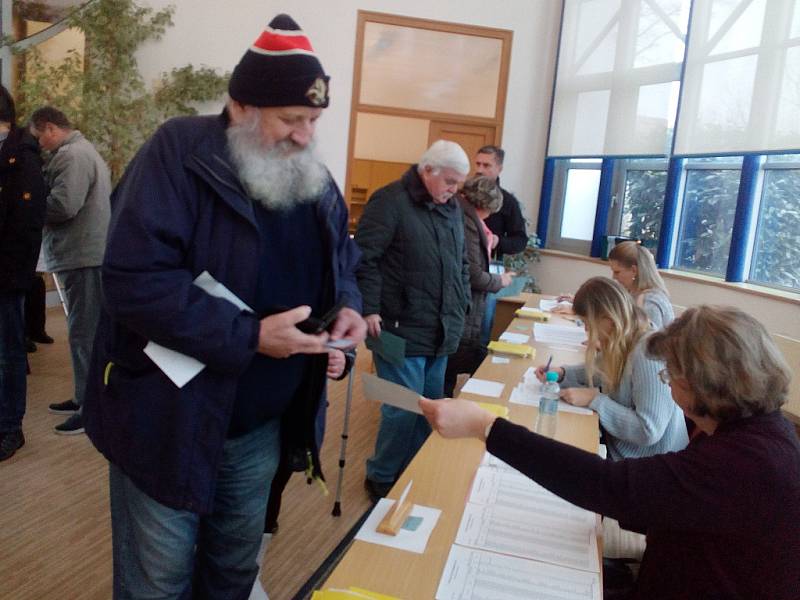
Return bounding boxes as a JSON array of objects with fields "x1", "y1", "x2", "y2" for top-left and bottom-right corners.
[
  {"x1": 24, "y1": 275, "x2": 47, "y2": 338},
  {"x1": 444, "y1": 343, "x2": 487, "y2": 397},
  {"x1": 0, "y1": 291, "x2": 27, "y2": 432}
]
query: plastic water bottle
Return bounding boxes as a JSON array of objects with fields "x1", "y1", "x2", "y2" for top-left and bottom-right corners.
[{"x1": 535, "y1": 371, "x2": 560, "y2": 438}]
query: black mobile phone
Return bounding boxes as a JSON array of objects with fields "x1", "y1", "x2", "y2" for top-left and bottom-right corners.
[{"x1": 296, "y1": 300, "x2": 347, "y2": 334}]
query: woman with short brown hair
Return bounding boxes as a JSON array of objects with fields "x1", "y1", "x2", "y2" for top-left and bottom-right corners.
[{"x1": 422, "y1": 305, "x2": 800, "y2": 599}]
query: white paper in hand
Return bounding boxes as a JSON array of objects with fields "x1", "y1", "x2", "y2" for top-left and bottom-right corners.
[
  {"x1": 362, "y1": 373, "x2": 423, "y2": 414},
  {"x1": 144, "y1": 271, "x2": 254, "y2": 388}
]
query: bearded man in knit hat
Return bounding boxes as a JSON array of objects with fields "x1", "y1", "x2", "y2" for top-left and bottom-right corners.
[{"x1": 82, "y1": 14, "x2": 365, "y2": 598}]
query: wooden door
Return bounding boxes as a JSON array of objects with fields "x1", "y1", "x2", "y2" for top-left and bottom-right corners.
[{"x1": 428, "y1": 121, "x2": 496, "y2": 167}]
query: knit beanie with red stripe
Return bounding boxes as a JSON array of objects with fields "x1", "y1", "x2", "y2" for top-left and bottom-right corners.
[{"x1": 229, "y1": 14, "x2": 330, "y2": 108}]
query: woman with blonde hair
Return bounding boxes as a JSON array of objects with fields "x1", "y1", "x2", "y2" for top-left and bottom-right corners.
[
  {"x1": 608, "y1": 241, "x2": 674, "y2": 328},
  {"x1": 538, "y1": 277, "x2": 687, "y2": 460},
  {"x1": 556, "y1": 241, "x2": 674, "y2": 329},
  {"x1": 421, "y1": 305, "x2": 800, "y2": 599}
]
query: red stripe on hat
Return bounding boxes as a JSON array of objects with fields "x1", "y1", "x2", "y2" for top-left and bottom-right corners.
[{"x1": 253, "y1": 30, "x2": 314, "y2": 53}]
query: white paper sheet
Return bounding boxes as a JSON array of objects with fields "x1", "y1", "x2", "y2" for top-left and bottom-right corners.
[
  {"x1": 456, "y1": 466, "x2": 600, "y2": 573},
  {"x1": 355, "y1": 497, "x2": 441, "y2": 554},
  {"x1": 533, "y1": 322, "x2": 587, "y2": 347},
  {"x1": 480, "y1": 452, "x2": 516, "y2": 471},
  {"x1": 455, "y1": 501, "x2": 599, "y2": 573},
  {"x1": 143, "y1": 343, "x2": 205, "y2": 388},
  {"x1": 498, "y1": 331, "x2": 530, "y2": 344},
  {"x1": 361, "y1": 373, "x2": 422, "y2": 414},
  {"x1": 490, "y1": 356, "x2": 510, "y2": 364},
  {"x1": 539, "y1": 298, "x2": 560, "y2": 312},
  {"x1": 460, "y1": 378, "x2": 505, "y2": 399},
  {"x1": 436, "y1": 545, "x2": 601, "y2": 600},
  {"x1": 144, "y1": 271, "x2": 254, "y2": 388},
  {"x1": 508, "y1": 386, "x2": 593, "y2": 415}
]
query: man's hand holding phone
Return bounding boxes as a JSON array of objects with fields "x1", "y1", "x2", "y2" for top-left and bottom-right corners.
[
  {"x1": 257, "y1": 306, "x2": 329, "y2": 358},
  {"x1": 257, "y1": 302, "x2": 366, "y2": 358}
]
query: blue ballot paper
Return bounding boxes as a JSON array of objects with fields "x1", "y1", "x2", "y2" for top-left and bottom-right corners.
[{"x1": 365, "y1": 330, "x2": 406, "y2": 367}]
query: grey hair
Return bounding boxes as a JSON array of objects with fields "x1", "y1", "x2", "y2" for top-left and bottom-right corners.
[
  {"x1": 461, "y1": 176, "x2": 503, "y2": 213},
  {"x1": 418, "y1": 139, "x2": 470, "y2": 176}
]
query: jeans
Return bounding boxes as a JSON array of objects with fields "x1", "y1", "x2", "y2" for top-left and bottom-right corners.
[
  {"x1": 480, "y1": 291, "x2": 498, "y2": 346},
  {"x1": 366, "y1": 354, "x2": 447, "y2": 484},
  {"x1": 58, "y1": 267, "x2": 103, "y2": 408},
  {"x1": 0, "y1": 291, "x2": 26, "y2": 433},
  {"x1": 109, "y1": 417, "x2": 281, "y2": 600}
]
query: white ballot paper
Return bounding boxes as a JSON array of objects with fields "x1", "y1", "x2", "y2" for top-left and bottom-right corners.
[
  {"x1": 460, "y1": 378, "x2": 505, "y2": 399},
  {"x1": 498, "y1": 331, "x2": 530, "y2": 344},
  {"x1": 361, "y1": 373, "x2": 422, "y2": 414},
  {"x1": 509, "y1": 387, "x2": 593, "y2": 415},
  {"x1": 480, "y1": 452, "x2": 516, "y2": 471},
  {"x1": 533, "y1": 323, "x2": 587, "y2": 347},
  {"x1": 539, "y1": 298, "x2": 560, "y2": 312},
  {"x1": 144, "y1": 271, "x2": 254, "y2": 388},
  {"x1": 456, "y1": 466, "x2": 600, "y2": 573},
  {"x1": 436, "y1": 545, "x2": 600, "y2": 600},
  {"x1": 355, "y1": 497, "x2": 441, "y2": 554},
  {"x1": 508, "y1": 368, "x2": 593, "y2": 415}
]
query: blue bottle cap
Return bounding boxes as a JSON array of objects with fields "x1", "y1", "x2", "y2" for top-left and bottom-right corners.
[{"x1": 546, "y1": 371, "x2": 559, "y2": 382}]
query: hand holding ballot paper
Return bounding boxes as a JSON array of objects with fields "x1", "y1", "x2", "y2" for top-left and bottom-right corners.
[{"x1": 145, "y1": 272, "x2": 364, "y2": 387}]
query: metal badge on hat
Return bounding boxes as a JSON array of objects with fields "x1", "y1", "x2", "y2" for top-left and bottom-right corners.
[{"x1": 306, "y1": 77, "x2": 328, "y2": 106}]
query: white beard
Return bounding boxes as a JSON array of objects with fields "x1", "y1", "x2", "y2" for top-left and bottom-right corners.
[{"x1": 226, "y1": 112, "x2": 328, "y2": 211}]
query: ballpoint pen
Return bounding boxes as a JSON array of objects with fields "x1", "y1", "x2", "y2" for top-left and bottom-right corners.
[{"x1": 544, "y1": 354, "x2": 553, "y2": 373}]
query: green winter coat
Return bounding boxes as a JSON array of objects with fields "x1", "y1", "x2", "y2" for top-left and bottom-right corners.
[{"x1": 355, "y1": 166, "x2": 470, "y2": 356}]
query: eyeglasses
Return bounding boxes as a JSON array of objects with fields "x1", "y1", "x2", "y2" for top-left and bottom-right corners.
[{"x1": 658, "y1": 368, "x2": 671, "y2": 385}]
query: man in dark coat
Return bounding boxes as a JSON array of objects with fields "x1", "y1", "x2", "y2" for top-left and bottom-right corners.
[
  {"x1": 356, "y1": 140, "x2": 471, "y2": 501},
  {"x1": 0, "y1": 85, "x2": 47, "y2": 462},
  {"x1": 82, "y1": 14, "x2": 365, "y2": 598}
]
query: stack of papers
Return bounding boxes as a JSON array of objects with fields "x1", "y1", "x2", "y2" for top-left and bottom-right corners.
[
  {"x1": 486, "y1": 340, "x2": 534, "y2": 358},
  {"x1": 435, "y1": 458, "x2": 601, "y2": 600},
  {"x1": 533, "y1": 322, "x2": 587, "y2": 347},
  {"x1": 514, "y1": 307, "x2": 550, "y2": 321}
]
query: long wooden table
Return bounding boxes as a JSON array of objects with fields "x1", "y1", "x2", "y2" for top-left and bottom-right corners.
[{"x1": 323, "y1": 294, "x2": 599, "y2": 598}]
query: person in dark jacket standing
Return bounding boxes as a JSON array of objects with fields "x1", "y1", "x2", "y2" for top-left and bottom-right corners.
[
  {"x1": 0, "y1": 85, "x2": 47, "y2": 462},
  {"x1": 473, "y1": 146, "x2": 527, "y2": 259},
  {"x1": 473, "y1": 145, "x2": 528, "y2": 345},
  {"x1": 356, "y1": 140, "x2": 471, "y2": 501},
  {"x1": 444, "y1": 176, "x2": 514, "y2": 397},
  {"x1": 82, "y1": 14, "x2": 366, "y2": 599},
  {"x1": 423, "y1": 306, "x2": 800, "y2": 600}
]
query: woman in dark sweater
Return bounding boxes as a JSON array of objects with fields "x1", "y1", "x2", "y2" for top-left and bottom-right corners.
[{"x1": 421, "y1": 306, "x2": 800, "y2": 599}]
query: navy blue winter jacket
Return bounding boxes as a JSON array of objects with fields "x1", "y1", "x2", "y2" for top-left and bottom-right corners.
[{"x1": 83, "y1": 113, "x2": 361, "y2": 514}]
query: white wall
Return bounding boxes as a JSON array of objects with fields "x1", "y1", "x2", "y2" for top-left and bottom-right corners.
[
  {"x1": 534, "y1": 253, "x2": 800, "y2": 339},
  {"x1": 135, "y1": 0, "x2": 561, "y2": 223}
]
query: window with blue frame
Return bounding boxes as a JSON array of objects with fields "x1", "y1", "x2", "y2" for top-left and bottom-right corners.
[
  {"x1": 749, "y1": 155, "x2": 800, "y2": 290},
  {"x1": 538, "y1": 0, "x2": 800, "y2": 295},
  {"x1": 673, "y1": 158, "x2": 743, "y2": 276},
  {"x1": 615, "y1": 159, "x2": 668, "y2": 253}
]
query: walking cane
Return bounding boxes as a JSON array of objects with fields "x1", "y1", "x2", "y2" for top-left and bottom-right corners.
[
  {"x1": 332, "y1": 360, "x2": 356, "y2": 517},
  {"x1": 51, "y1": 272, "x2": 69, "y2": 318}
]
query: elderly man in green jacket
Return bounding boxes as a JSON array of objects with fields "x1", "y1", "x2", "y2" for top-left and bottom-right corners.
[
  {"x1": 355, "y1": 140, "x2": 471, "y2": 501},
  {"x1": 30, "y1": 106, "x2": 111, "y2": 436}
]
